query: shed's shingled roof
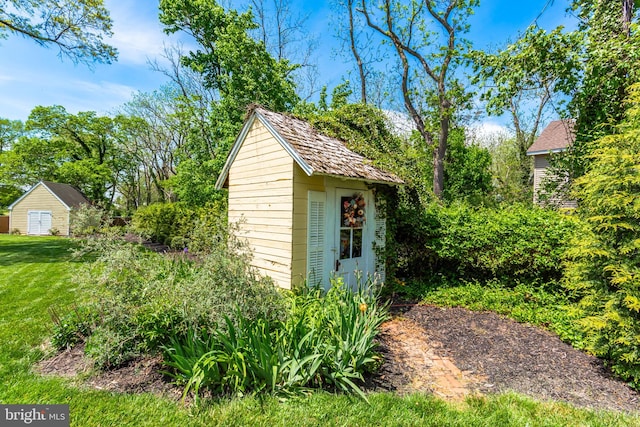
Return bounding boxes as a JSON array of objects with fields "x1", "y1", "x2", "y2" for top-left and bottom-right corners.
[
  {"x1": 42, "y1": 181, "x2": 90, "y2": 208},
  {"x1": 251, "y1": 107, "x2": 404, "y2": 184},
  {"x1": 527, "y1": 119, "x2": 575, "y2": 155},
  {"x1": 216, "y1": 107, "x2": 404, "y2": 189}
]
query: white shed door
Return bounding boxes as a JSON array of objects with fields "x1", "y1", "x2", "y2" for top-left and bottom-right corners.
[
  {"x1": 28, "y1": 211, "x2": 52, "y2": 235},
  {"x1": 335, "y1": 189, "x2": 375, "y2": 289}
]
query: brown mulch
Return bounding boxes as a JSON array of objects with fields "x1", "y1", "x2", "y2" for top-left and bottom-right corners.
[
  {"x1": 370, "y1": 304, "x2": 640, "y2": 412},
  {"x1": 37, "y1": 304, "x2": 640, "y2": 412}
]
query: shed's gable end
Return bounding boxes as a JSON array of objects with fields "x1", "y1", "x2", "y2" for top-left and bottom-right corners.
[{"x1": 215, "y1": 113, "x2": 314, "y2": 190}]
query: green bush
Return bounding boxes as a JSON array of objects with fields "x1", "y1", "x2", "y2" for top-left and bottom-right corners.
[
  {"x1": 395, "y1": 202, "x2": 576, "y2": 284},
  {"x1": 70, "y1": 204, "x2": 109, "y2": 237},
  {"x1": 64, "y1": 220, "x2": 284, "y2": 369},
  {"x1": 50, "y1": 305, "x2": 98, "y2": 350},
  {"x1": 563, "y1": 84, "x2": 640, "y2": 388},
  {"x1": 163, "y1": 277, "x2": 388, "y2": 401},
  {"x1": 130, "y1": 200, "x2": 227, "y2": 250}
]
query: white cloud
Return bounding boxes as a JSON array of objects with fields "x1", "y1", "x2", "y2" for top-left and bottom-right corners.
[{"x1": 105, "y1": 0, "x2": 170, "y2": 65}]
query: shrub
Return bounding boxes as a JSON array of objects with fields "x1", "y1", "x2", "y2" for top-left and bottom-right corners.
[
  {"x1": 50, "y1": 305, "x2": 98, "y2": 350},
  {"x1": 70, "y1": 204, "x2": 109, "y2": 237},
  {"x1": 130, "y1": 200, "x2": 227, "y2": 251},
  {"x1": 64, "y1": 220, "x2": 284, "y2": 369},
  {"x1": 395, "y1": 202, "x2": 576, "y2": 284},
  {"x1": 563, "y1": 84, "x2": 640, "y2": 388},
  {"x1": 49, "y1": 227, "x2": 60, "y2": 236},
  {"x1": 163, "y1": 277, "x2": 388, "y2": 401}
]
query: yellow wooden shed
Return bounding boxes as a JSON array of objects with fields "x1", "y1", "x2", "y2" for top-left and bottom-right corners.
[
  {"x1": 8, "y1": 181, "x2": 90, "y2": 236},
  {"x1": 216, "y1": 106, "x2": 403, "y2": 290}
]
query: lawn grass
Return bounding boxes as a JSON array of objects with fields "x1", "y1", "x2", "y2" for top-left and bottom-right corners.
[{"x1": 0, "y1": 234, "x2": 638, "y2": 426}]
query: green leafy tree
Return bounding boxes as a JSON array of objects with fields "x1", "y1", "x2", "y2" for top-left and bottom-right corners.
[
  {"x1": 0, "y1": 118, "x2": 23, "y2": 155},
  {"x1": 0, "y1": 135, "x2": 63, "y2": 186},
  {"x1": 158, "y1": 0, "x2": 300, "y2": 205},
  {"x1": 569, "y1": 0, "x2": 640, "y2": 178},
  {"x1": 0, "y1": 0, "x2": 117, "y2": 64},
  {"x1": 359, "y1": 0, "x2": 478, "y2": 199},
  {"x1": 564, "y1": 84, "x2": 640, "y2": 387},
  {"x1": 472, "y1": 27, "x2": 582, "y2": 189},
  {"x1": 159, "y1": 0, "x2": 298, "y2": 120},
  {"x1": 484, "y1": 133, "x2": 533, "y2": 204},
  {"x1": 0, "y1": 118, "x2": 25, "y2": 208},
  {"x1": 0, "y1": 106, "x2": 137, "y2": 208},
  {"x1": 442, "y1": 128, "x2": 492, "y2": 205}
]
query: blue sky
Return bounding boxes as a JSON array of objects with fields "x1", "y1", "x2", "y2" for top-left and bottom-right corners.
[{"x1": 0, "y1": 0, "x2": 575, "y2": 123}]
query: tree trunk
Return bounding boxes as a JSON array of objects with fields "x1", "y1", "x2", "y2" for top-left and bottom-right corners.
[
  {"x1": 433, "y1": 113, "x2": 449, "y2": 198},
  {"x1": 623, "y1": 0, "x2": 633, "y2": 36},
  {"x1": 348, "y1": 0, "x2": 367, "y2": 103}
]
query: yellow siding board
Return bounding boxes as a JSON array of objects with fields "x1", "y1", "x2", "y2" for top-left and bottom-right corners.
[
  {"x1": 247, "y1": 239, "x2": 291, "y2": 262},
  {"x1": 229, "y1": 179, "x2": 293, "y2": 192},
  {"x1": 231, "y1": 216, "x2": 294, "y2": 228},
  {"x1": 232, "y1": 153, "x2": 292, "y2": 169},
  {"x1": 229, "y1": 189, "x2": 292, "y2": 199},
  {"x1": 229, "y1": 202, "x2": 292, "y2": 212},
  {"x1": 229, "y1": 209, "x2": 291, "y2": 225},
  {"x1": 230, "y1": 163, "x2": 292, "y2": 180},
  {"x1": 238, "y1": 229, "x2": 292, "y2": 243}
]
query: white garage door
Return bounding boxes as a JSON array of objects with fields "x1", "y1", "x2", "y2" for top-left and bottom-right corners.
[{"x1": 28, "y1": 211, "x2": 52, "y2": 235}]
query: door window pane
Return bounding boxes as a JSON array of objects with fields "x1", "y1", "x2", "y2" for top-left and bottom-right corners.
[
  {"x1": 352, "y1": 228, "x2": 362, "y2": 258},
  {"x1": 340, "y1": 229, "x2": 351, "y2": 260},
  {"x1": 339, "y1": 195, "x2": 364, "y2": 260}
]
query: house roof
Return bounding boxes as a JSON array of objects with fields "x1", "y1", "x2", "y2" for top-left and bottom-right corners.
[
  {"x1": 8, "y1": 181, "x2": 90, "y2": 210},
  {"x1": 216, "y1": 107, "x2": 404, "y2": 189},
  {"x1": 526, "y1": 119, "x2": 575, "y2": 156}
]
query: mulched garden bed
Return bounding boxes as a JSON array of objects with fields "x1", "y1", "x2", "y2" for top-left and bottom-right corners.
[
  {"x1": 38, "y1": 304, "x2": 640, "y2": 413},
  {"x1": 370, "y1": 304, "x2": 640, "y2": 412}
]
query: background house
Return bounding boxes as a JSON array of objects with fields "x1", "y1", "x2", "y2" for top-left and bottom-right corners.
[
  {"x1": 216, "y1": 106, "x2": 403, "y2": 290},
  {"x1": 8, "y1": 181, "x2": 90, "y2": 236},
  {"x1": 526, "y1": 119, "x2": 576, "y2": 207}
]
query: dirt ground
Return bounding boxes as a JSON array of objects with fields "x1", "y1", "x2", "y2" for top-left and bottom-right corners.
[{"x1": 37, "y1": 304, "x2": 640, "y2": 412}]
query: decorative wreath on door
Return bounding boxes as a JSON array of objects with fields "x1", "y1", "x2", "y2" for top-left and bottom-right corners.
[{"x1": 342, "y1": 193, "x2": 366, "y2": 227}]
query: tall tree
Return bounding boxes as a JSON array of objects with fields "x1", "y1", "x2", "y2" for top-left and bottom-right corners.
[
  {"x1": 121, "y1": 87, "x2": 187, "y2": 206},
  {"x1": 569, "y1": 0, "x2": 640, "y2": 177},
  {"x1": 0, "y1": 118, "x2": 24, "y2": 208},
  {"x1": 359, "y1": 0, "x2": 477, "y2": 198},
  {"x1": 472, "y1": 26, "x2": 582, "y2": 189},
  {"x1": 564, "y1": 83, "x2": 640, "y2": 388},
  {"x1": 0, "y1": 0, "x2": 117, "y2": 64},
  {"x1": 247, "y1": 0, "x2": 320, "y2": 100},
  {"x1": 0, "y1": 106, "x2": 135, "y2": 207},
  {"x1": 0, "y1": 118, "x2": 23, "y2": 155},
  {"x1": 158, "y1": 0, "x2": 300, "y2": 205},
  {"x1": 159, "y1": 0, "x2": 299, "y2": 120}
]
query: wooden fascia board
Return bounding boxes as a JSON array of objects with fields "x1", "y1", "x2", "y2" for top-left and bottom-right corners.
[{"x1": 526, "y1": 147, "x2": 567, "y2": 157}]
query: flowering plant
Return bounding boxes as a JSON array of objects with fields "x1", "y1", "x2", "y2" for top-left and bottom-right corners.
[{"x1": 342, "y1": 193, "x2": 366, "y2": 227}]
